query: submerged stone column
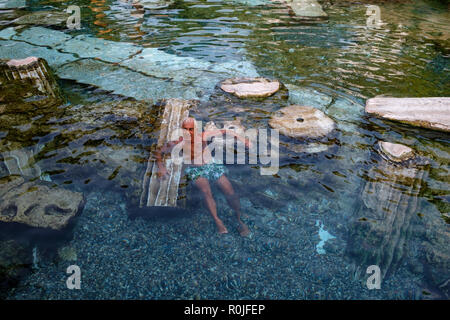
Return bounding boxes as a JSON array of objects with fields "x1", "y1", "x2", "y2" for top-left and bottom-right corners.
[
  {"x1": 0, "y1": 57, "x2": 65, "y2": 179},
  {"x1": 347, "y1": 143, "x2": 428, "y2": 280},
  {"x1": 0, "y1": 57, "x2": 62, "y2": 99},
  {"x1": 140, "y1": 99, "x2": 195, "y2": 209}
]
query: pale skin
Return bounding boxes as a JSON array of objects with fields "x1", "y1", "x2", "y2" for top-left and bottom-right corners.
[{"x1": 155, "y1": 118, "x2": 250, "y2": 236}]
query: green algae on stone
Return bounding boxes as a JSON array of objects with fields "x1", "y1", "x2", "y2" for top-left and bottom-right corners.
[
  {"x1": 12, "y1": 10, "x2": 69, "y2": 28},
  {"x1": 0, "y1": 64, "x2": 66, "y2": 154},
  {"x1": 1, "y1": 57, "x2": 65, "y2": 99},
  {"x1": 0, "y1": 179, "x2": 85, "y2": 230}
]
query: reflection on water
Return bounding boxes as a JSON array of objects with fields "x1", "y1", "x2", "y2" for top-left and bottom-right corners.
[
  {"x1": 0, "y1": 0, "x2": 449, "y2": 299},
  {"x1": 89, "y1": 0, "x2": 113, "y2": 36}
]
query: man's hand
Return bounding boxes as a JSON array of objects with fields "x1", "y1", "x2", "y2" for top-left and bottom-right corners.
[
  {"x1": 244, "y1": 138, "x2": 252, "y2": 148},
  {"x1": 157, "y1": 167, "x2": 169, "y2": 180}
]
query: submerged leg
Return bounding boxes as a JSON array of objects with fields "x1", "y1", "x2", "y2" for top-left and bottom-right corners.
[
  {"x1": 216, "y1": 175, "x2": 250, "y2": 236},
  {"x1": 195, "y1": 177, "x2": 228, "y2": 234}
]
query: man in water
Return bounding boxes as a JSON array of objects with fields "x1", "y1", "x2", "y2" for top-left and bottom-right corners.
[{"x1": 155, "y1": 117, "x2": 250, "y2": 236}]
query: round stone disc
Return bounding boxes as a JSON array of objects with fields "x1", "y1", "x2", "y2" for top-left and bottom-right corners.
[{"x1": 269, "y1": 105, "x2": 335, "y2": 139}]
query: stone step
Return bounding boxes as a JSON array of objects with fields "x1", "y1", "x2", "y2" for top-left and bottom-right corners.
[
  {"x1": 0, "y1": 26, "x2": 259, "y2": 101},
  {"x1": 366, "y1": 97, "x2": 450, "y2": 132}
]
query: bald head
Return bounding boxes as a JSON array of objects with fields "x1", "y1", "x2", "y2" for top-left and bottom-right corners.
[
  {"x1": 181, "y1": 117, "x2": 196, "y2": 137},
  {"x1": 181, "y1": 117, "x2": 195, "y2": 129}
]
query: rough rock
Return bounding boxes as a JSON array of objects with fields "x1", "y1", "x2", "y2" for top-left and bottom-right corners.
[
  {"x1": 5, "y1": 98, "x2": 160, "y2": 210},
  {"x1": 288, "y1": 0, "x2": 328, "y2": 18},
  {"x1": 0, "y1": 175, "x2": 84, "y2": 230},
  {"x1": 13, "y1": 10, "x2": 69, "y2": 27},
  {"x1": 365, "y1": 97, "x2": 450, "y2": 132},
  {"x1": 269, "y1": 105, "x2": 335, "y2": 139},
  {"x1": 220, "y1": 78, "x2": 280, "y2": 98},
  {"x1": 378, "y1": 141, "x2": 415, "y2": 163}
]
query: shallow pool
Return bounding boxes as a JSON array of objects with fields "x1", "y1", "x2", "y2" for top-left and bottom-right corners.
[{"x1": 0, "y1": 0, "x2": 449, "y2": 299}]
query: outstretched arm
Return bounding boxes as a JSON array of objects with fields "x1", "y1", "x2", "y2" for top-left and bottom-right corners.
[{"x1": 203, "y1": 129, "x2": 251, "y2": 147}]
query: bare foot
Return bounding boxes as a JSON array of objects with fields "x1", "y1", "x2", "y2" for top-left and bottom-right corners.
[
  {"x1": 215, "y1": 219, "x2": 228, "y2": 234},
  {"x1": 238, "y1": 221, "x2": 250, "y2": 237}
]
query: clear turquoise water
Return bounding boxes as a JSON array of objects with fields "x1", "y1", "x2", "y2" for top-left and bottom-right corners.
[{"x1": 0, "y1": 0, "x2": 449, "y2": 299}]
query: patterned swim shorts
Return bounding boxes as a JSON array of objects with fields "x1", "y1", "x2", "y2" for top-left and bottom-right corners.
[{"x1": 185, "y1": 162, "x2": 227, "y2": 182}]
